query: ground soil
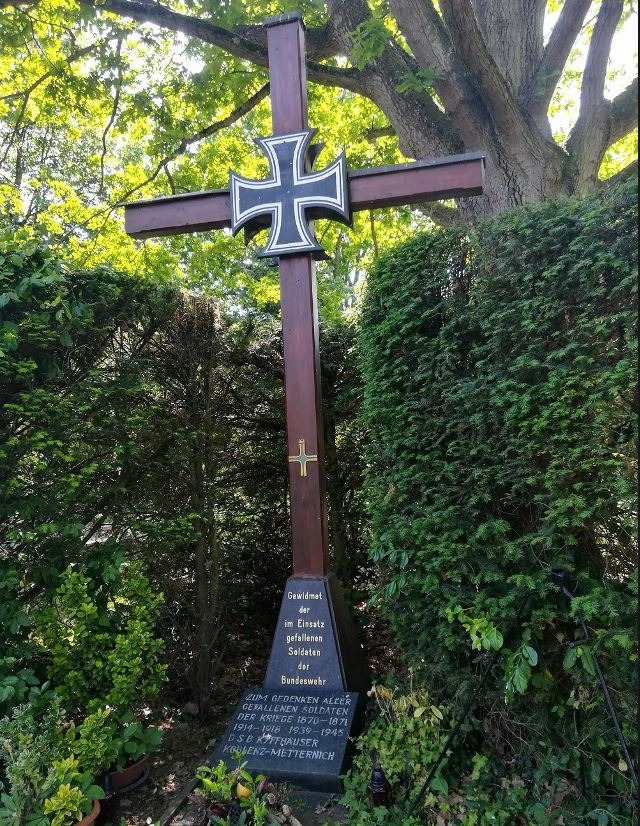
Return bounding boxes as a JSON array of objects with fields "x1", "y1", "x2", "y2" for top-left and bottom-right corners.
[{"x1": 122, "y1": 602, "x2": 406, "y2": 825}]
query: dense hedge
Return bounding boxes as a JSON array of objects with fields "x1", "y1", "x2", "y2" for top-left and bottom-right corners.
[
  {"x1": 359, "y1": 181, "x2": 637, "y2": 807},
  {"x1": 1, "y1": 233, "x2": 366, "y2": 717}
]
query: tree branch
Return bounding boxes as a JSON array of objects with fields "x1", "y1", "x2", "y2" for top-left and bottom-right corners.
[
  {"x1": 471, "y1": 0, "x2": 546, "y2": 97},
  {"x1": 414, "y1": 201, "x2": 460, "y2": 227},
  {"x1": 326, "y1": 0, "x2": 459, "y2": 159},
  {"x1": 525, "y1": 0, "x2": 592, "y2": 123},
  {"x1": 438, "y1": 0, "x2": 535, "y2": 148},
  {"x1": 609, "y1": 77, "x2": 638, "y2": 146},
  {"x1": 234, "y1": 19, "x2": 340, "y2": 62},
  {"x1": 566, "y1": 0, "x2": 626, "y2": 192},
  {"x1": 77, "y1": 0, "x2": 366, "y2": 94},
  {"x1": 388, "y1": 0, "x2": 452, "y2": 79},
  {"x1": 99, "y1": 38, "x2": 123, "y2": 194},
  {"x1": 387, "y1": 0, "x2": 487, "y2": 148},
  {"x1": 600, "y1": 158, "x2": 637, "y2": 188},
  {"x1": 0, "y1": 41, "x2": 100, "y2": 102},
  {"x1": 366, "y1": 124, "x2": 395, "y2": 142},
  {"x1": 91, "y1": 84, "x2": 271, "y2": 228},
  {"x1": 580, "y1": 0, "x2": 624, "y2": 110}
]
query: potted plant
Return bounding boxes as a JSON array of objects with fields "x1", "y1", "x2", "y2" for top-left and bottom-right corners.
[
  {"x1": 64, "y1": 702, "x2": 161, "y2": 804},
  {"x1": 64, "y1": 707, "x2": 121, "y2": 821},
  {"x1": 0, "y1": 696, "x2": 104, "y2": 826},
  {"x1": 35, "y1": 562, "x2": 167, "y2": 790},
  {"x1": 107, "y1": 713, "x2": 163, "y2": 791},
  {"x1": 43, "y1": 758, "x2": 104, "y2": 826}
]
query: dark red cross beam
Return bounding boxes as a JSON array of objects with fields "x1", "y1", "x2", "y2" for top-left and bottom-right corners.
[{"x1": 124, "y1": 12, "x2": 484, "y2": 579}]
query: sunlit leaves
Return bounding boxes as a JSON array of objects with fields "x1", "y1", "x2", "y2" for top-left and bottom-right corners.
[{"x1": 349, "y1": 17, "x2": 392, "y2": 70}]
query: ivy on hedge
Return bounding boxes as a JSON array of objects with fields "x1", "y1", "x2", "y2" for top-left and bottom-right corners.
[{"x1": 359, "y1": 180, "x2": 637, "y2": 807}]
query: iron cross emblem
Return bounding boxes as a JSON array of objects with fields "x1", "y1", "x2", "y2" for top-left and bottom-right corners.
[{"x1": 230, "y1": 129, "x2": 349, "y2": 258}]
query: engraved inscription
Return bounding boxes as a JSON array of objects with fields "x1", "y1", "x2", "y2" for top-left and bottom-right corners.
[
  {"x1": 216, "y1": 690, "x2": 356, "y2": 776},
  {"x1": 265, "y1": 578, "x2": 344, "y2": 689}
]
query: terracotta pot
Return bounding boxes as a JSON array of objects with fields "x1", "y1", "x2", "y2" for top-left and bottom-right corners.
[
  {"x1": 108, "y1": 754, "x2": 150, "y2": 792},
  {"x1": 74, "y1": 800, "x2": 100, "y2": 826}
]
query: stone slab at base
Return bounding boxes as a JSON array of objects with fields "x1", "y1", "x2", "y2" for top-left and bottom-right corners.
[{"x1": 211, "y1": 689, "x2": 359, "y2": 793}]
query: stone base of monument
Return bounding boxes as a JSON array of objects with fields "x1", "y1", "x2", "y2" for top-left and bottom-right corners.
[
  {"x1": 212, "y1": 575, "x2": 368, "y2": 793},
  {"x1": 210, "y1": 689, "x2": 361, "y2": 792}
]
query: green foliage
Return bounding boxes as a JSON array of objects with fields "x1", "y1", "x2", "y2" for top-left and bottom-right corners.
[
  {"x1": 190, "y1": 755, "x2": 279, "y2": 826},
  {"x1": 1, "y1": 232, "x2": 366, "y2": 722},
  {"x1": 0, "y1": 658, "x2": 40, "y2": 718},
  {"x1": 0, "y1": 693, "x2": 64, "y2": 825},
  {"x1": 320, "y1": 320, "x2": 371, "y2": 587},
  {"x1": 349, "y1": 17, "x2": 391, "y2": 70},
  {"x1": 0, "y1": 567, "x2": 38, "y2": 719},
  {"x1": 446, "y1": 605, "x2": 504, "y2": 652},
  {"x1": 396, "y1": 68, "x2": 438, "y2": 96},
  {"x1": 341, "y1": 683, "x2": 444, "y2": 825},
  {"x1": 42, "y1": 784, "x2": 87, "y2": 826},
  {"x1": 64, "y1": 707, "x2": 119, "y2": 777},
  {"x1": 359, "y1": 180, "x2": 637, "y2": 814},
  {"x1": 35, "y1": 562, "x2": 167, "y2": 717},
  {"x1": 0, "y1": 234, "x2": 179, "y2": 591},
  {"x1": 0, "y1": 694, "x2": 103, "y2": 826},
  {"x1": 110, "y1": 714, "x2": 163, "y2": 772},
  {"x1": 0, "y1": 558, "x2": 40, "y2": 719},
  {"x1": 0, "y1": 3, "x2": 415, "y2": 309},
  {"x1": 346, "y1": 682, "x2": 635, "y2": 824},
  {"x1": 42, "y1": 758, "x2": 104, "y2": 826}
]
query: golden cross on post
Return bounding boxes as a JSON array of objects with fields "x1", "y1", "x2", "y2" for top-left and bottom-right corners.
[{"x1": 288, "y1": 438, "x2": 318, "y2": 478}]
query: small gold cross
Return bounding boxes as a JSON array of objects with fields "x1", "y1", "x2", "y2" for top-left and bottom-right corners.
[{"x1": 289, "y1": 438, "x2": 318, "y2": 478}]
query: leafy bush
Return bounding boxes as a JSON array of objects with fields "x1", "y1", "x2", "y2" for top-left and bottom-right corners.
[
  {"x1": 42, "y1": 758, "x2": 104, "y2": 826},
  {"x1": 109, "y1": 714, "x2": 163, "y2": 771},
  {"x1": 359, "y1": 181, "x2": 637, "y2": 812},
  {"x1": 31, "y1": 561, "x2": 165, "y2": 770},
  {"x1": 0, "y1": 561, "x2": 39, "y2": 719},
  {"x1": 344, "y1": 679, "x2": 634, "y2": 824},
  {"x1": 189, "y1": 755, "x2": 281, "y2": 826},
  {"x1": 64, "y1": 707, "x2": 119, "y2": 778},
  {"x1": 0, "y1": 694, "x2": 104, "y2": 826},
  {"x1": 36, "y1": 561, "x2": 166, "y2": 717},
  {"x1": 341, "y1": 683, "x2": 445, "y2": 825},
  {"x1": 1, "y1": 233, "x2": 366, "y2": 719}
]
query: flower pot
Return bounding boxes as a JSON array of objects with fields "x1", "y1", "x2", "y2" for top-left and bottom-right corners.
[
  {"x1": 74, "y1": 800, "x2": 100, "y2": 826},
  {"x1": 108, "y1": 754, "x2": 150, "y2": 792},
  {"x1": 95, "y1": 791, "x2": 119, "y2": 825}
]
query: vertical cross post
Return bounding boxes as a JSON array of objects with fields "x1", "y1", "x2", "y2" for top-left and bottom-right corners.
[
  {"x1": 266, "y1": 13, "x2": 329, "y2": 578},
  {"x1": 123, "y1": 11, "x2": 487, "y2": 782}
]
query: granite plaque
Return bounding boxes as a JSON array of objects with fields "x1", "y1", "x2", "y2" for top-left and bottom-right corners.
[
  {"x1": 212, "y1": 689, "x2": 358, "y2": 791},
  {"x1": 265, "y1": 578, "x2": 344, "y2": 690}
]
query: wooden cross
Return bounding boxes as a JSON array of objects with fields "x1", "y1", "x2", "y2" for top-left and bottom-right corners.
[{"x1": 124, "y1": 11, "x2": 484, "y2": 580}]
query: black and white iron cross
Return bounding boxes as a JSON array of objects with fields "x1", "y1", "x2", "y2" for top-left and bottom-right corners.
[{"x1": 230, "y1": 130, "x2": 349, "y2": 258}]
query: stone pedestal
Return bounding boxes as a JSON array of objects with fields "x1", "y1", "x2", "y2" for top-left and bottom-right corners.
[{"x1": 212, "y1": 575, "x2": 368, "y2": 791}]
